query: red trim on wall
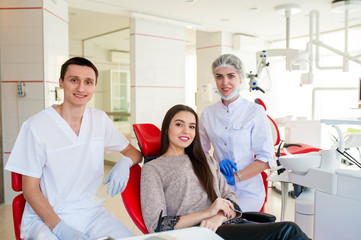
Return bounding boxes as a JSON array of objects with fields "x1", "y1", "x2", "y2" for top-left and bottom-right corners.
[
  {"x1": 1, "y1": 81, "x2": 59, "y2": 84},
  {"x1": 130, "y1": 33, "x2": 185, "y2": 42},
  {"x1": 196, "y1": 45, "x2": 233, "y2": 50},
  {"x1": 0, "y1": 7, "x2": 42, "y2": 10},
  {"x1": 1, "y1": 80, "x2": 43, "y2": 83},
  {"x1": 0, "y1": 7, "x2": 68, "y2": 24},
  {"x1": 44, "y1": 8, "x2": 68, "y2": 24},
  {"x1": 4, "y1": 152, "x2": 11, "y2": 155}
]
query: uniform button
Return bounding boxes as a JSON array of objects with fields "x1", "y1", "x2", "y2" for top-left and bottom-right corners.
[
  {"x1": 224, "y1": 143, "x2": 227, "y2": 146},
  {"x1": 227, "y1": 110, "x2": 229, "y2": 113},
  {"x1": 225, "y1": 127, "x2": 228, "y2": 130}
]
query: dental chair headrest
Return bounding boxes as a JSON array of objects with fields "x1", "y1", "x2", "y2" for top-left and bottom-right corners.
[{"x1": 255, "y1": 98, "x2": 267, "y2": 111}]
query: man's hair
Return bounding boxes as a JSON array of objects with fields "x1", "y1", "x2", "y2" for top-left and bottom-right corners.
[{"x1": 60, "y1": 57, "x2": 98, "y2": 82}]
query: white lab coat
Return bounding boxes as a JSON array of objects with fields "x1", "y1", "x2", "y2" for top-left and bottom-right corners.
[
  {"x1": 199, "y1": 96, "x2": 274, "y2": 211},
  {"x1": 5, "y1": 106, "x2": 133, "y2": 238}
]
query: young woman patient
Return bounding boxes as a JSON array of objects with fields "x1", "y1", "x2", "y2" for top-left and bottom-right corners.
[{"x1": 140, "y1": 104, "x2": 310, "y2": 240}]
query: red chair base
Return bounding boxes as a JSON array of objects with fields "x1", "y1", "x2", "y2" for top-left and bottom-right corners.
[
  {"x1": 12, "y1": 193, "x2": 26, "y2": 240},
  {"x1": 121, "y1": 164, "x2": 149, "y2": 234}
]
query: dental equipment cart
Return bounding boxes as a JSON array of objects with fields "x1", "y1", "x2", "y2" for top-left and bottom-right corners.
[{"x1": 269, "y1": 119, "x2": 361, "y2": 240}]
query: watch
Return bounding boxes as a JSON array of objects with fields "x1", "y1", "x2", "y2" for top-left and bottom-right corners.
[{"x1": 236, "y1": 171, "x2": 242, "y2": 182}]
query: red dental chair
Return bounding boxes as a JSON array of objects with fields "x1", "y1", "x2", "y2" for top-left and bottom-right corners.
[
  {"x1": 11, "y1": 172, "x2": 26, "y2": 240},
  {"x1": 132, "y1": 123, "x2": 161, "y2": 163},
  {"x1": 121, "y1": 124, "x2": 276, "y2": 235},
  {"x1": 121, "y1": 124, "x2": 162, "y2": 234},
  {"x1": 259, "y1": 171, "x2": 268, "y2": 212}
]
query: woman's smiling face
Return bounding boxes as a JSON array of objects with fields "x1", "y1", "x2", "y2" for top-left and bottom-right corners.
[
  {"x1": 167, "y1": 111, "x2": 196, "y2": 154},
  {"x1": 214, "y1": 67, "x2": 241, "y2": 99}
]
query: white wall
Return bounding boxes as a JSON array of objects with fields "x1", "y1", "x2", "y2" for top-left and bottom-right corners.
[
  {"x1": 195, "y1": 31, "x2": 232, "y2": 114},
  {"x1": 185, "y1": 40, "x2": 197, "y2": 111},
  {"x1": 1, "y1": 0, "x2": 68, "y2": 204},
  {"x1": 130, "y1": 18, "x2": 186, "y2": 145}
]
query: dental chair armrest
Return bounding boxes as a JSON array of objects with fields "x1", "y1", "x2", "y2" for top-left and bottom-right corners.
[{"x1": 242, "y1": 212, "x2": 276, "y2": 223}]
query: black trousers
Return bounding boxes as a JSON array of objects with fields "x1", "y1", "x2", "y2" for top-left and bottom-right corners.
[{"x1": 216, "y1": 221, "x2": 311, "y2": 240}]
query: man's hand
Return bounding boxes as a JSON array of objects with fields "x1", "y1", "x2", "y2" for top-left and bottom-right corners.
[
  {"x1": 103, "y1": 156, "x2": 133, "y2": 197},
  {"x1": 52, "y1": 220, "x2": 87, "y2": 240}
]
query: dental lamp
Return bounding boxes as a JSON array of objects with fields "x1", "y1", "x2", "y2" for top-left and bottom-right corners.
[
  {"x1": 258, "y1": 4, "x2": 308, "y2": 72},
  {"x1": 247, "y1": 71, "x2": 265, "y2": 93},
  {"x1": 247, "y1": 51, "x2": 270, "y2": 93},
  {"x1": 250, "y1": 4, "x2": 309, "y2": 89}
]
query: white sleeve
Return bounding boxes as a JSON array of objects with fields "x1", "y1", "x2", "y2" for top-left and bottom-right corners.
[
  {"x1": 199, "y1": 111, "x2": 211, "y2": 156},
  {"x1": 103, "y1": 112, "x2": 130, "y2": 153},
  {"x1": 4, "y1": 122, "x2": 46, "y2": 178},
  {"x1": 251, "y1": 107, "x2": 274, "y2": 167}
]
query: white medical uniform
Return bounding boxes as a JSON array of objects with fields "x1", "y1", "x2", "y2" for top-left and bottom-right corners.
[
  {"x1": 5, "y1": 106, "x2": 134, "y2": 239},
  {"x1": 199, "y1": 96, "x2": 274, "y2": 211}
]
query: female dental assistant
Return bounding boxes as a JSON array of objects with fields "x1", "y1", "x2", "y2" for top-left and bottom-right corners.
[
  {"x1": 199, "y1": 54, "x2": 274, "y2": 212},
  {"x1": 5, "y1": 57, "x2": 142, "y2": 239}
]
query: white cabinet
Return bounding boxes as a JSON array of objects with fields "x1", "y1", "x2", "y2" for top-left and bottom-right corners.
[{"x1": 102, "y1": 70, "x2": 130, "y2": 113}]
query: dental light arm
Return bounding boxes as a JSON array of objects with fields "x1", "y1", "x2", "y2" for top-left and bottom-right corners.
[
  {"x1": 248, "y1": 72, "x2": 265, "y2": 93},
  {"x1": 257, "y1": 51, "x2": 270, "y2": 76},
  {"x1": 247, "y1": 51, "x2": 270, "y2": 93}
]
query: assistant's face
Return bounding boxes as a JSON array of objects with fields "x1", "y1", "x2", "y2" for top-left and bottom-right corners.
[
  {"x1": 59, "y1": 64, "x2": 96, "y2": 107},
  {"x1": 214, "y1": 67, "x2": 241, "y2": 99},
  {"x1": 168, "y1": 111, "x2": 196, "y2": 152}
]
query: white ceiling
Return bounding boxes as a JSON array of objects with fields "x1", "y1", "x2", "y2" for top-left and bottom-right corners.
[{"x1": 67, "y1": 0, "x2": 361, "y2": 44}]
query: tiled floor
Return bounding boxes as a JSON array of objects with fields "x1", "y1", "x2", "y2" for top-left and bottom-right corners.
[{"x1": 0, "y1": 164, "x2": 295, "y2": 239}]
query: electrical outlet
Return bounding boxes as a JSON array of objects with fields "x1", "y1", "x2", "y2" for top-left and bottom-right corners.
[{"x1": 17, "y1": 82, "x2": 26, "y2": 97}]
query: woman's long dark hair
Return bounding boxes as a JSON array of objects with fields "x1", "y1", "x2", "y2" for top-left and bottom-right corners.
[{"x1": 160, "y1": 104, "x2": 217, "y2": 202}]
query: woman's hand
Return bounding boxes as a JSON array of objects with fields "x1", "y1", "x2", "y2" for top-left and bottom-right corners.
[
  {"x1": 207, "y1": 197, "x2": 234, "y2": 219},
  {"x1": 200, "y1": 213, "x2": 225, "y2": 232},
  {"x1": 175, "y1": 198, "x2": 235, "y2": 230},
  {"x1": 219, "y1": 159, "x2": 237, "y2": 176}
]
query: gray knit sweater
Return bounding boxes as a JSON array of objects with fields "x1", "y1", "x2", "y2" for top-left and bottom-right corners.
[{"x1": 140, "y1": 155, "x2": 240, "y2": 233}]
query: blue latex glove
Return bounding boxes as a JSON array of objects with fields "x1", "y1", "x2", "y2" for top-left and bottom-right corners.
[
  {"x1": 52, "y1": 220, "x2": 87, "y2": 240},
  {"x1": 224, "y1": 173, "x2": 236, "y2": 185},
  {"x1": 103, "y1": 156, "x2": 133, "y2": 197},
  {"x1": 219, "y1": 159, "x2": 238, "y2": 176}
]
